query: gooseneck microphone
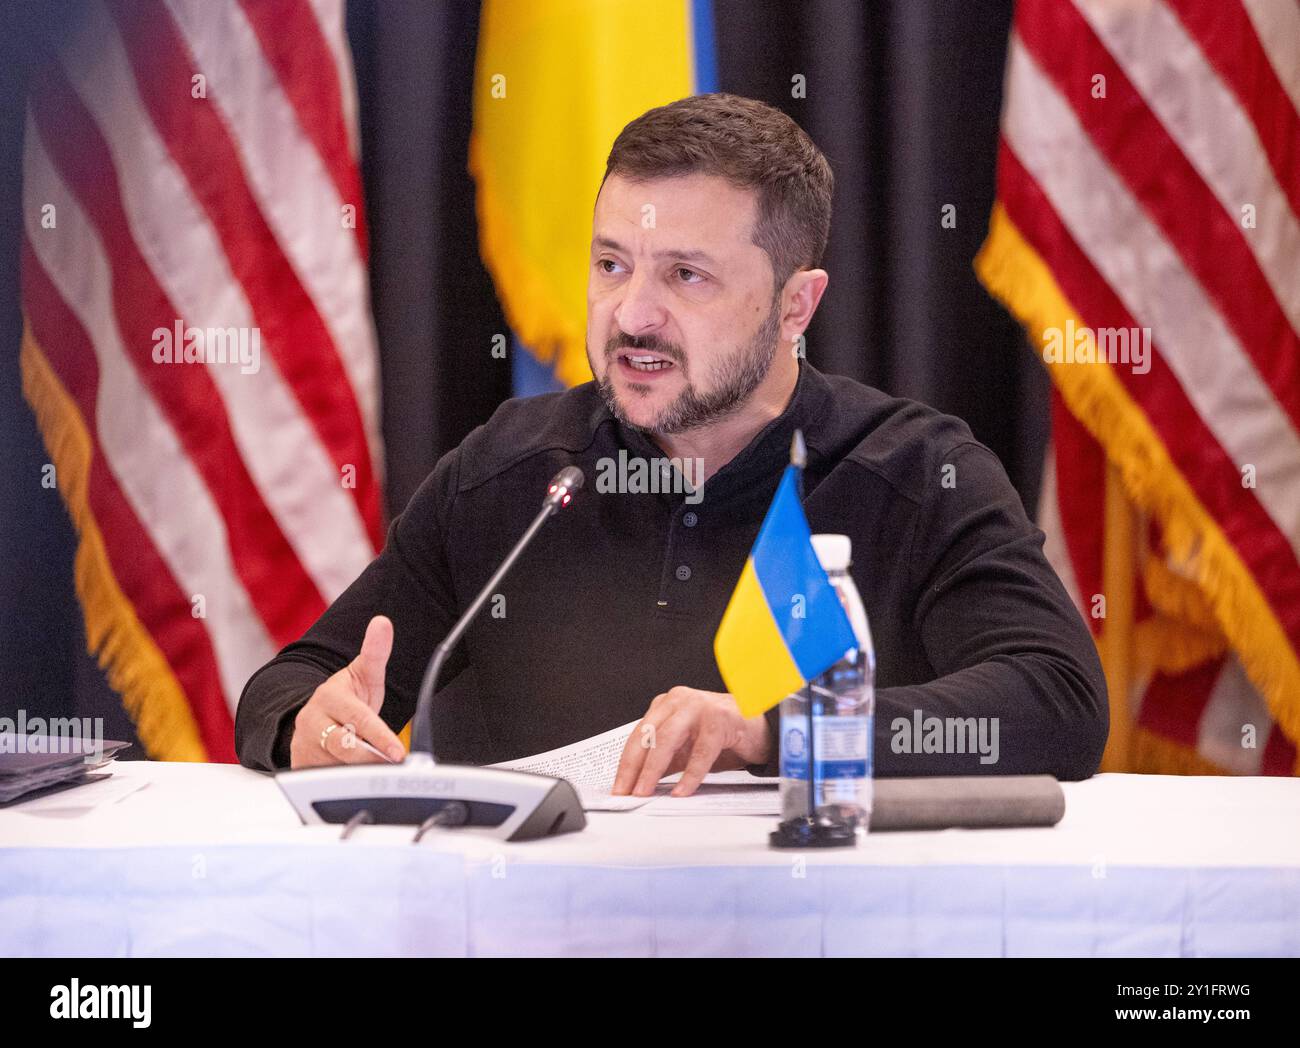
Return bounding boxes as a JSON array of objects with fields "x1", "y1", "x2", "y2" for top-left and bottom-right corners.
[
  {"x1": 411, "y1": 466, "x2": 584, "y2": 754},
  {"x1": 274, "y1": 466, "x2": 588, "y2": 842}
]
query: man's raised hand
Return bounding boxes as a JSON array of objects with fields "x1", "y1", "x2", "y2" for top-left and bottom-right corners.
[{"x1": 289, "y1": 615, "x2": 406, "y2": 768}]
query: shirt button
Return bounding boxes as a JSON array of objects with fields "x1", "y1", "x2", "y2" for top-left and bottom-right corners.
[
  {"x1": 675, "y1": 564, "x2": 692, "y2": 581},
  {"x1": 683, "y1": 511, "x2": 698, "y2": 527}
]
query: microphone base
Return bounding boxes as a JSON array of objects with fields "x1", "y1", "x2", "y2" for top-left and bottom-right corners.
[{"x1": 275, "y1": 753, "x2": 586, "y2": 841}]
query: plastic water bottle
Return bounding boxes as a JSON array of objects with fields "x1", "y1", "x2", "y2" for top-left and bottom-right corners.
[{"x1": 778, "y1": 534, "x2": 875, "y2": 834}]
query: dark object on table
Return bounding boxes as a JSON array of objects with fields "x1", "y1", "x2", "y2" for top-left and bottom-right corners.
[
  {"x1": 0, "y1": 737, "x2": 131, "y2": 805},
  {"x1": 870, "y1": 774, "x2": 1066, "y2": 831}
]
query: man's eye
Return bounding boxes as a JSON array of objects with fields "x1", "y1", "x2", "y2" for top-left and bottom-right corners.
[
  {"x1": 676, "y1": 267, "x2": 703, "y2": 284},
  {"x1": 598, "y1": 259, "x2": 622, "y2": 274}
]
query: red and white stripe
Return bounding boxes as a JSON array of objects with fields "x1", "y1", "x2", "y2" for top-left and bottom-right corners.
[
  {"x1": 1006, "y1": 0, "x2": 1300, "y2": 772},
  {"x1": 21, "y1": 0, "x2": 382, "y2": 760},
  {"x1": 1040, "y1": 394, "x2": 1298, "y2": 775}
]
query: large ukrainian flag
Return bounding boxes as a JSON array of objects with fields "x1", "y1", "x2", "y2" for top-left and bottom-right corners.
[
  {"x1": 715, "y1": 463, "x2": 858, "y2": 718},
  {"x1": 470, "y1": 0, "x2": 719, "y2": 396}
]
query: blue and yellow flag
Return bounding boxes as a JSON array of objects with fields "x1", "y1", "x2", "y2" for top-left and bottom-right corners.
[
  {"x1": 714, "y1": 452, "x2": 858, "y2": 718},
  {"x1": 470, "y1": 0, "x2": 718, "y2": 396}
]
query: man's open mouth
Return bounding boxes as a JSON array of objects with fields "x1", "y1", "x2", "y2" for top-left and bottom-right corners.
[{"x1": 618, "y1": 351, "x2": 676, "y2": 373}]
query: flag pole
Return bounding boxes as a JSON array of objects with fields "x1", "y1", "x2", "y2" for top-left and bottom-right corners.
[
  {"x1": 769, "y1": 431, "x2": 855, "y2": 848},
  {"x1": 1099, "y1": 462, "x2": 1138, "y2": 772},
  {"x1": 790, "y1": 432, "x2": 818, "y2": 819}
]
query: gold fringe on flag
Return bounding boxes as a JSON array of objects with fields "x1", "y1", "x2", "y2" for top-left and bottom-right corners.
[
  {"x1": 1132, "y1": 727, "x2": 1229, "y2": 777},
  {"x1": 19, "y1": 322, "x2": 208, "y2": 761},
  {"x1": 975, "y1": 204, "x2": 1300, "y2": 774},
  {"x1": 1132, "y1": 616, "x2": 1226, "y2": 679}
]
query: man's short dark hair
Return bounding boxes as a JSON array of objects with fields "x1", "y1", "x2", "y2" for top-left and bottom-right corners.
[{"x1": 601, "y1": 93, "x2": 833, "y2": 291}]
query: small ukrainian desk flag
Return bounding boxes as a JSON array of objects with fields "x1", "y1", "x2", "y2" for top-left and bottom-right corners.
[{"x1": 714, "y1": 432, "x2": 858, "y2": 717}]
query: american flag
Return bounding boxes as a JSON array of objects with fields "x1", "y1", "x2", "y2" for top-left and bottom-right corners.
[
  {"x1": 20, "y1": 0, "x2": 382, "y2": 761},
  {"x1": 977, "y1": 0, "x2": 1300, "y2": 775}
]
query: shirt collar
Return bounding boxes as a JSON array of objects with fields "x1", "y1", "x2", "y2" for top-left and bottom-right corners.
[{"x1": 591, "y1": 359, "x2": 829, "y2": 500}]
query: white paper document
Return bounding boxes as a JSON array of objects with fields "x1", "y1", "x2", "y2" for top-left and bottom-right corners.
[
  {"x1": 491, "y1": 721, "x2": 779, "y2": 815},
  {"x1": 491, "y1": 720, "x2": 639, "y2": 808},
  {"x1": 637, "y1": 786, "x2": 781, "y2": 817}
]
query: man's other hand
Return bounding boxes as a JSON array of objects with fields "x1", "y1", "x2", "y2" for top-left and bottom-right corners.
[{"x1": 610, "y1": 686, "x2": 772, "y2": 797}]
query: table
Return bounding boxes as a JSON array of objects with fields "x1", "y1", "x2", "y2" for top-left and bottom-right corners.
[{"x1": 1, "y1": 762, "x2": 1297, "y2": 956}]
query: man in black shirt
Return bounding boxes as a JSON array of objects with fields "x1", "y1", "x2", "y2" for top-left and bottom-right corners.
[{"x1": 235, "y1": 94, "x2": 1107, "y2": 792}]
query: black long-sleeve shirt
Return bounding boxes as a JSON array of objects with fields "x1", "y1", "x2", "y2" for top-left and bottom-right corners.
[{"x1": 235, "y1": 362, "x2": 1107, "y2": 779}]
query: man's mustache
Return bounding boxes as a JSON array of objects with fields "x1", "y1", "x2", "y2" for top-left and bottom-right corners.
[{"x1": 605, "y1": 334, "x2": 685, "y2": 366}]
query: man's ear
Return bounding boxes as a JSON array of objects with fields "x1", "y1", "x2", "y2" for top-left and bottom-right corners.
[{"x1": 780, "y1": 268, "x2": 829, "y2": 342}]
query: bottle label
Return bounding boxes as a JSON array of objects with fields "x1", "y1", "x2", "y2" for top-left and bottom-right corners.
[{"x1": 780, "y1": 714, "x2": 871, "y2": 781}]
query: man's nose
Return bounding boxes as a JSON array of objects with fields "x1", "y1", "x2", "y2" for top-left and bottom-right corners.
[{"x1": 614, "y1": 269, "x2": 666, "y2": 337}]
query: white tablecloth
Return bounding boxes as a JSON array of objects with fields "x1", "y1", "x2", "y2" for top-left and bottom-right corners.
[{"x1": 2, "y1": 762, "x2": 1297, "y2": 956}]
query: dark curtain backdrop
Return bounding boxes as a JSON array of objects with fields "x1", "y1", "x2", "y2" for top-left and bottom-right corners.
[{"x1": 0, "y1": 0, "x2": 1042, "y2": 755}]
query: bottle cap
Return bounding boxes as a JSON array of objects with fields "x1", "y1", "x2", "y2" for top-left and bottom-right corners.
[{"x1": 811, "y1": 533, "x2": 852, "y2": 572}]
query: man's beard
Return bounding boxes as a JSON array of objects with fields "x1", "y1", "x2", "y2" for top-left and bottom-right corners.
[{"x1": 595, "y1": 295, "x2": 783, "y2": 436}]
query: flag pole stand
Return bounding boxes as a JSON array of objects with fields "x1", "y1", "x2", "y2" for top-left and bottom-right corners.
[{"x1": 769, "y1": 682, "x2": 857, "y2": 848}]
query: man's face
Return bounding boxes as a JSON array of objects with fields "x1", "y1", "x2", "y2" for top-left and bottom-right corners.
[{"x1": 586, "y1": 173, "x2": 784, "y2": 434}]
